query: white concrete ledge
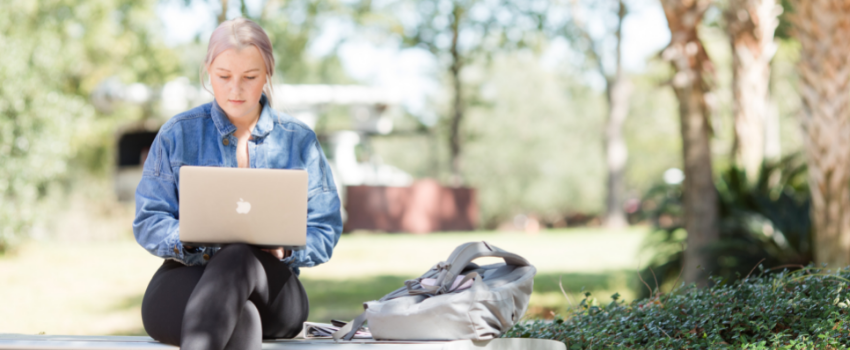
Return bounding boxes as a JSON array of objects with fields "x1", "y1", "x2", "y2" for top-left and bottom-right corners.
[{"x1": 0, "y1": 334, "x2": 565, "y2": 350}]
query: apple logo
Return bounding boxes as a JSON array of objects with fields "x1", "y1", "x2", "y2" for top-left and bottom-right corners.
[{"x1": 236, "y1": 198, "x2": 251, "y2": 214}]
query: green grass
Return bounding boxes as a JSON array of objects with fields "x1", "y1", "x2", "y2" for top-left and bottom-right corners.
[{"x1": 0, "y1": 227, "x2": 648, "y2": 336}]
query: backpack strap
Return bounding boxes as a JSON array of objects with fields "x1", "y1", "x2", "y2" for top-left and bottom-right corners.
[
  {"x1": 406, "y1": 271, "x2": 480, "y2": 295},
  {"x1": 332, "y1": 311, "x2": 368, "y2": 341},
  {"x1": 377, "y1": 267, "x2": 442, "y2": 302},
  {"x1": 433, "y1": 241, "x2": 529, "y2": 294},
  {"x1": 384, "y1": 241, "x2": 529, "y2": 297}
]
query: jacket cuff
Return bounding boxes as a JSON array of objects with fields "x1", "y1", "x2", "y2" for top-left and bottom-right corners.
[
  {"x1": 162, "y1": 234, "x2": 184, "y2": 261},
  {"x1": 163, "y1": 234, "x2": 209, "y2": 266},
  {"x1": 181, "y1": 246, "x2": 211, "y2": 266}
]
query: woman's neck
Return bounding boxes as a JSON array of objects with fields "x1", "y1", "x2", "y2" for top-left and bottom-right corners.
[{"x1": 228, "y1": 102, "x2": 262, "y2": 135}]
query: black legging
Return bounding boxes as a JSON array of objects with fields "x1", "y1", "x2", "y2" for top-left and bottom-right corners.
[{"x1": 141, "y1": 244, "x2": 308, "y2": 350}]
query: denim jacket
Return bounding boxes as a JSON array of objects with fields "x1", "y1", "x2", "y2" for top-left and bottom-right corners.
[{"x1": 133, "y1": 95, "x2": 342, "y2": 274}]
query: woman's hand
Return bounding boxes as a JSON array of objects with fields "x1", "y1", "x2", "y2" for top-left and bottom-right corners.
[{"x1": 262, "y1": 247, "x2": 285, "y2": 259}]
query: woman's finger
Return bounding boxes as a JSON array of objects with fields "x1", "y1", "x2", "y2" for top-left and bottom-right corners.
[{"x1": 262, "y1": 248, "x2": 284, "y2": 259}]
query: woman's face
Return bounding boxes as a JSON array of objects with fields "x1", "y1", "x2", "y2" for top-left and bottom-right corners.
[{"x1": 208, "y1": 46, "x2": 267, "y2": 122}]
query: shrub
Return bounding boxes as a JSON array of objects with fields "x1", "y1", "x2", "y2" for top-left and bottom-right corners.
[
  {"x1": 0, "y1": 1, "x2": 178, "y2": 252},
  {"x1": 636, "y1": 155, "x2": 811, "y2": 295},
  {"x1": 506, "y1": 267, "x2": 850, "y2": 349}
]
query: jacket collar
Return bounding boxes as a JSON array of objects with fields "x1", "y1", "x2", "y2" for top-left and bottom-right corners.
[{"x1": 211, "y1": 94, "x2": 274, "y2": 138}]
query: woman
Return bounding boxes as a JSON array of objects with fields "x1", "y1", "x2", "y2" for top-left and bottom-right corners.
[{"x1": 133, "y1": 18, "x2": 342, "y2": 350}]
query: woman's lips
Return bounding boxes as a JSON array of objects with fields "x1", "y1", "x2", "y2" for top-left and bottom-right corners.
[{"x1": 229, "y1": 99, "x2": 245, "y2": 105}]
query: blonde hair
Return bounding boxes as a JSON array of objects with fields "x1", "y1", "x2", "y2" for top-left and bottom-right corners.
[{"x1": 201, "y1": 18, "x2": 275, "y2": 106}]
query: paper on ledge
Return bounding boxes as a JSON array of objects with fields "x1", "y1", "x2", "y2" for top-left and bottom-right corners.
[{"x1": 302, "y1": 322, "x2": 372, "y2": 339}]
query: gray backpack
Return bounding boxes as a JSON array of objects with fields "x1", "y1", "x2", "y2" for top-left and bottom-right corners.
[{"x1": 333, "y1": 241, "x2": 536, "y2": 341}]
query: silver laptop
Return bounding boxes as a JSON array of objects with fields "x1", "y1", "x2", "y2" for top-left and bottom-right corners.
[{"x1": 178, "y1": 166, "x2": 308, "y2": 250}]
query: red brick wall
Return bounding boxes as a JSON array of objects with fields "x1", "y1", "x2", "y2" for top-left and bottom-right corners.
[{"x1": 344, "y1": 179, "x2": 478, "y2": 233}]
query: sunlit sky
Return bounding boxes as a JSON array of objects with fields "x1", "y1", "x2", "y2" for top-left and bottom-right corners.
[{"x1": 156, "y1": 0, "x2": 671, "y2": 117}]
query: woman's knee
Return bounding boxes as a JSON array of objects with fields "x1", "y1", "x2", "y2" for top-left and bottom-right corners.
[
  {"x1": 211, "y1": 243, "x2": 255, "y2": 265},
  {"x1": 207, "y1": 244, "x2": 260, "y2": 272}
]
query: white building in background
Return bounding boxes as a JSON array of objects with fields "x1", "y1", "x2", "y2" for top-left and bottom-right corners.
[{"x1": 96, "y1": 77, "x2": 414, "y2": 218}]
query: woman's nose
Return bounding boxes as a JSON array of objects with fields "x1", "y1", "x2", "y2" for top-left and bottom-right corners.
[{"x1": 229, "y1": 81, "x2": 242, "y2": 94}]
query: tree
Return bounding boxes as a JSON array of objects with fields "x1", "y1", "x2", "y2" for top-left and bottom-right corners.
[
  {"x1": 790, "y1": 0, "x2": 850, "y2": 267},
  {"x1": 218, "y1": 0, "x2": 229, "y2": 24},
  {"x1": 188, "y1": 0, "x2": 357, "y2": 84},
  {"x1": 258, "y1": 0, "x2": 359, "y2": 84},
  {"x1": 659, "y1": 0, "x2": 718, "y2": 285},
  {"x1": 0, "y1": 0, "x2": 179, "y2": 251},
  {"x1": 458, "y1": 55, "x2": 608, "y2": 227},
  {"x1": 374, "y1": 0, "x2": 537, "y2": 186},
  {"x1": 724, "y1": 0, "x2": 782, "y2": 179},
  {"x1": 565, "y1": 0, "x2": 632, "y2": 228}
]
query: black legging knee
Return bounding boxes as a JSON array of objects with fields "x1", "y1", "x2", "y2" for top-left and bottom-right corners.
[{"x1": 141, "y1": 244, "x2": 308, "y2": 350}]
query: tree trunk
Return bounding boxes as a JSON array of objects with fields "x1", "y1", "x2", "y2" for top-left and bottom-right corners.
[
  {"x1": 604, "y1": 76, "x2": 631, "y2": 228},
  {"x1": 604, "y1": 0, "x2": 631, "y2": 229},
  {"x1": 726, "y1": 0, "x2": 781, "y2": 179},
  {"x1": 448, "y1": 3, "x2": 464, "y2": 187},
  {"x1": 791, "y1": 0, "x2": 850, "y2": 268},
  {"x1": 218, "y1": 0, "x2": 229, "y2": 24},
  {"x1": 660, "y1": 0, "x2": 718, "y2": 286},
  {"x1": 240, "y1": 0, "x2": 249, "y2": 18},
  {"x1": 764, "y1": 100, "x2": 781, "y2": 160}
]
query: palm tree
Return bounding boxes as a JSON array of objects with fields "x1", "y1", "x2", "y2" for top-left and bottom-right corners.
[
  {"x1": 791, "y1": 0, "x2": 850, "y2": 267},
  {"x1": 659, "y1": 0, "x2": 717, "y2": 286},
  {"x1": 725, "y1": 0, "x2": 782, "y2": 179}
]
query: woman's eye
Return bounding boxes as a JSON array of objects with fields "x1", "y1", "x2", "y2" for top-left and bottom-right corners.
[
  {"x1": 245, "y1": 76, "x2": 256, "y2": 80},
  {"x1": 219, "y1": 76, "x2": 230, "y2": 79}
]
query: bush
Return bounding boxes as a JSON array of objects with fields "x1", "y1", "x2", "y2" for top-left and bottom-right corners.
[
  {"x1": 506, "y1": 266, "x2": 850, "y2": 349},
  {"x1": 636, "y1": 155, "x2": 811, "y2": 295},
  {"x1": 0, "y1": 0, "x2": 178, "y2": 252}
]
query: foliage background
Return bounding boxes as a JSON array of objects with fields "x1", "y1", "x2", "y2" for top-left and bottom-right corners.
[
  {"x1": 0, "y1": 0, "x2": 846, "y2": 346},
  {"x1": 0, "y1": 0, "x2": 179, "y2": 250},
  {"x1": 0, "y1": 0, "x2": 812, "y2": 243}
]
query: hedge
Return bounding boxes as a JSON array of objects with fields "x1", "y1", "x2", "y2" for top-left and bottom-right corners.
[{"x1": 506, "y1": 266, "x2": 850, "y2": 349}]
